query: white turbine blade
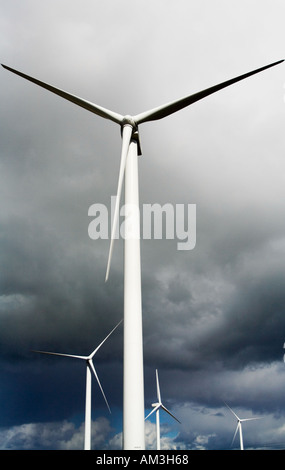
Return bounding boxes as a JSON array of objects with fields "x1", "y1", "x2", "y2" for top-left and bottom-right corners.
[
  {"x1": 89, "y1": 319, "x2": 123, "y2": 359},
  {"x1": 32, "y1": 350, "x2": 87, "y2": 360},
  {"x1": 145, "y1": 405, "x2": 160, "y2": 420},
  {"x1": 231, "y1": 422, "x2": 240, "y2": 447},
  {"x1": 105, "y1": 125, "x2": 133, "y2": 281},
  {"x1": 156, "y1": 369, "x2": 161, "y2": 404},
  {"x1": 160, "y1": 404, "x2": 181, "y2": 424},
  {"x1": 224, "y1": 402, "x2": 240, "y2": 421},
  {"x1": 1, "y1": 64, "x2": 123, "y2": 125},
  {"x1": 88, "y1": 360, "x2": 111, "y2": 414},
  {"x1": 134, "y1": 59, "x2": 284, "y2": 125},
  {"x1": 240, "y1": 417, "x2": 262, "y2": 422}
]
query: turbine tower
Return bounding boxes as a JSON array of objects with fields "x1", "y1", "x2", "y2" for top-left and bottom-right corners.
[
  {"x1": 145, "y1": 369, "x2": 180, "y2": 450},
  {"x1": 225, "y1": 402, "x2": 262, "y2": 450},
  {"x1": 33, "y1": 320, "x2": 122, "y2": 450},
  {"x1": 2, "y1": 59, "x2": 283, "y2": 450}
]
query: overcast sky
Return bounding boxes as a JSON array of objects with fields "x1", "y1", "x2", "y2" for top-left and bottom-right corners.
[{"x1": 1, "y1": 0, "x2": 285, "y2": 450}]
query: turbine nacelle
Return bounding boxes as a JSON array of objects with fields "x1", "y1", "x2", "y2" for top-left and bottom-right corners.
[{"x1": 151, "y1": 402, "x2": 160, "y2": 408}]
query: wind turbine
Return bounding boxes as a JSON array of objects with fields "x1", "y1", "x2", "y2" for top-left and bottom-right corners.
[
  {"x1": 33, "y1": 320, "x2": 122, "y2": 450},
  {"x1": 225, "y1": 402, "x2": 262, "y2": 450},
  {"x1": 145, "y1": 369, "x2": 180, "y2": 450},
  {"x1": 2, "y1": 58, "x2": 283, "y2": 450}
]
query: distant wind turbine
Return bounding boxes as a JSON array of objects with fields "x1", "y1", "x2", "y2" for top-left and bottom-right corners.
[
  {"x1": 225, "y1": 402, "x2": 262, "y2": 450},
  {"x1": 145, "y1": 369, "x2": 180, "y2": 450},
  {"x1": 2, "y1": 58, "x2": 283, "y2": 450},
  {"x1": 33, "y1": 320, "x2": 122, "y2": 450}
]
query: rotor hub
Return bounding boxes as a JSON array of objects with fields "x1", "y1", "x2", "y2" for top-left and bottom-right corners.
[
  {"x1": 121, "y1": 115, "x2": 142, "y2": 155},
  {"x1": 122, "y1": 115, "x2": 137, "y2": 128}
]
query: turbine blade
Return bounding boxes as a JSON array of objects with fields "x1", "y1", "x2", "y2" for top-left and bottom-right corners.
[
  {"x1": 89, "y1": 319, "x2": 123, "y2": 358},
  {"x1": 1, "y1": 64, "x2": 123, "y2": 125},
  {"x1": 88, "y1": 360, "x2": 111, "y2": 414},
  {"x1": 240, "y1": 417, "x2": 262, "y2": 422},
  {"x1": 224, "y1": 402, "x2": 240, "y2": 421},
  {"x1": 145, "y1": 405, "x2": 160, "y2": 421},
  {"x1": 134, "y1": 59, "x2": 284, "y2": 125},
  {"x1": 32, "y1": 350, "x2": 87, "y2": 360},
  {"x1": 105, "y1": 124, "x2": 133, "y2": 281},
  {"x1": 160, "y1": 404, "x2": 181, "y2": 424},
  {"x1": 231, "y1": 423, "x2": 240, "y2": 447},
  {"x1": 156, "y1": 369, "x2": 162, "y2": 404}
]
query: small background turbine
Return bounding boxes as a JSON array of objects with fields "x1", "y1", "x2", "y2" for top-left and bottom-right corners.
[
  {"x1": 145, "y1": 369, "x2": 180, "y2": 450},
  {"x1": 33, "y1": 320, "x2": 122, "y2": 450},
  {"x1": 225, "y1": 402, "x2": 262, "y2": 450}
]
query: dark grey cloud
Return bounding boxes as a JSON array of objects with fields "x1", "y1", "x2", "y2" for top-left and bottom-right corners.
[{"x1": 1, "y1": 0, "x2": 285, "y2": 450}]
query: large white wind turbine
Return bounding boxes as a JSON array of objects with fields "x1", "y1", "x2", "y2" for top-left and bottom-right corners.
[
  {"x1": 33, "y1": 320, "x2": 122, "y2": 450},
  {"x1": 2, "y1": 58, "x2": 283, "y2": 450},
  {"x1": 225, "y1": 402, "x2": 262, "y2": 450},
  {"x1": 145, "y1": 369, "x2": 180, "y2": 450}
]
